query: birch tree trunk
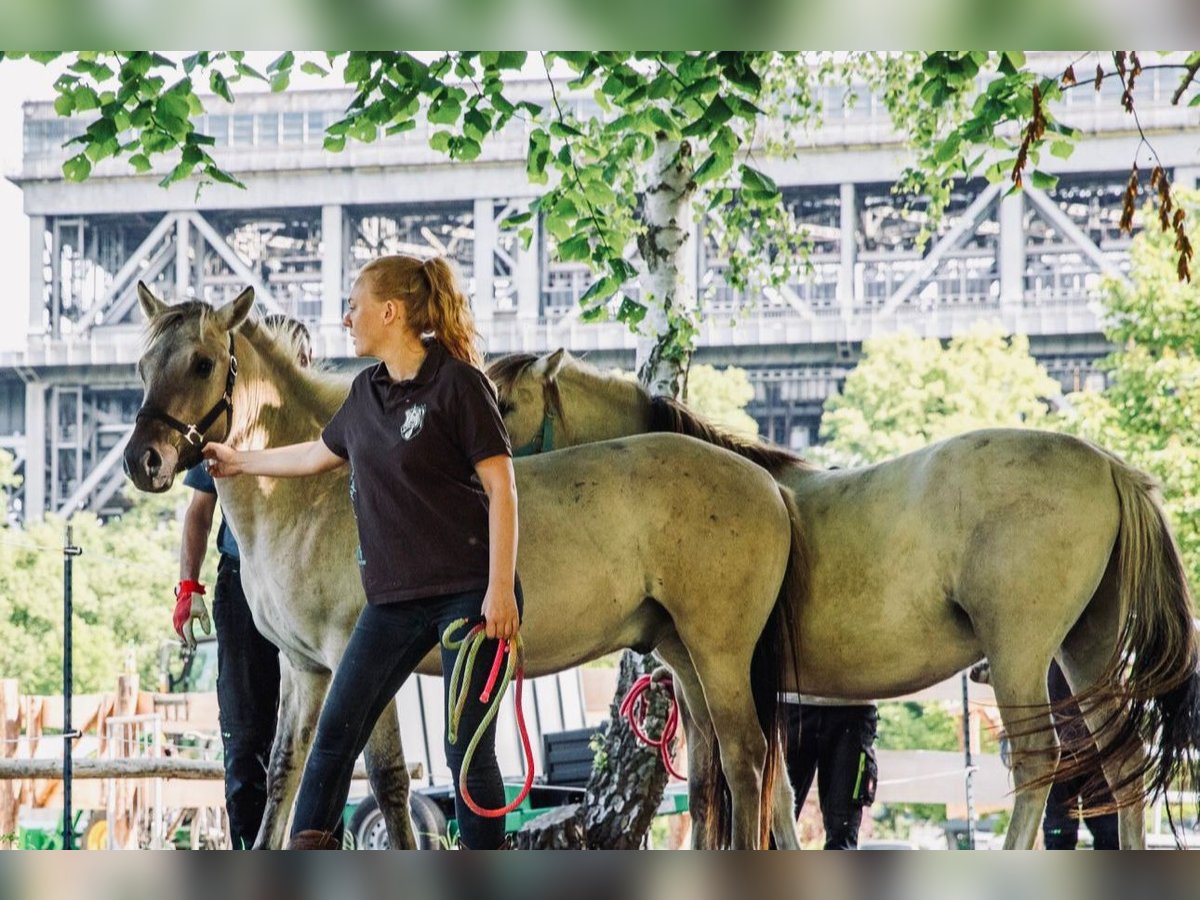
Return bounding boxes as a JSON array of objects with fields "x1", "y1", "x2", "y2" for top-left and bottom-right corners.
[{"x1": 635, "y1": 135, "x2": 696, "y2": 398}]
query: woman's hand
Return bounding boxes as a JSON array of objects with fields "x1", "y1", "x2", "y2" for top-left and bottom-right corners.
[
  {"x1": 202, "y1": 442, "x2": 243, "y2": 478},
  {"x1": 481, "y1": 585, "x2": 519, "y2": 642}
]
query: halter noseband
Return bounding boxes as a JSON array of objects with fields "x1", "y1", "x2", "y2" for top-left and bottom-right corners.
[{"x1": 135, "y1": 332, "x2": 238, "y2": 448}]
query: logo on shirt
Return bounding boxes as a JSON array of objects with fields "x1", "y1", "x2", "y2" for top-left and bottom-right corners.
[{"x1": 401, "y1": 403, "x2": 427, "y2": 441}]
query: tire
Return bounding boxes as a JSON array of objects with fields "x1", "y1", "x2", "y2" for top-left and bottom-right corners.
[{"x1": 348, "y1": 793, "x2": 448, "y2": 850}]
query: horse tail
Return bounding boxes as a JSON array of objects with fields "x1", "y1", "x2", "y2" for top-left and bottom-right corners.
[
  {"x1": 704, "y1": 485, "x2": 806, "y2": 848},
  {"x1": 1055, "y1": 457, "x2": 1200, "y2": 813}
]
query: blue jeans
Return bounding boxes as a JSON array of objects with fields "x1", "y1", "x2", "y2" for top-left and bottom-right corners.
[{"x1": 290, "y1": 585, "x2": 523, "y2": 849}]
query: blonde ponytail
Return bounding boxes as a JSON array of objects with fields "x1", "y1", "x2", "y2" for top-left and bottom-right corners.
[{"x1": 359, "y1": 254, "x2": 483, "y2": 369}]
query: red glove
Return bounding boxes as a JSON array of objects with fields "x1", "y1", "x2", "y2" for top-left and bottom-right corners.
[{"x1": 174, "y1": 580, "x2": 211, "y2": 648}]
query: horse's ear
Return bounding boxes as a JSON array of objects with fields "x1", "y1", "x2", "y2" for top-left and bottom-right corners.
[
  {"x1": 215, "y1": 287, "x2": 256, "y2": 332},
  {"x1": 531, "y1": 348, "x2": 566, "y2": 381},
  {"x1": 137, "y1": 281, "x2": 167, "y2": 321}
]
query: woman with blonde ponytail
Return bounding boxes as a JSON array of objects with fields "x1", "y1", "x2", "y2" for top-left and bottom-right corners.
[{"x1": 203, "y1": 254, "x2": 521, "y2": 850}]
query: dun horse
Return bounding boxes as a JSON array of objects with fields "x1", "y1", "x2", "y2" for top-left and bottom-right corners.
[
  {"x1": 488, "y1": 348, "x2": 1200, "y2": 850},
  {"x1": 123, "y1": 287, "x2": 806, "y2": 849}
]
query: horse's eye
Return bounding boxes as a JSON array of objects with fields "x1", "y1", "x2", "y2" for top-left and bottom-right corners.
[
  {"x1": 498, "y1": 401, "x2": 513, "y2": 416},
  {"x1": 195, "y1": 358, "x2": 215, "y2": 378}
]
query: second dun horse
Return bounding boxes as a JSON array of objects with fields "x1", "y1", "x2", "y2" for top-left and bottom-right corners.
[{"x1": 488, "y1": 348, "x2": 1200, "y2": 850}]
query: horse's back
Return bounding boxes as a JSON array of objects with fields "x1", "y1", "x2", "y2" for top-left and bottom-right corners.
[{"x1": 780, "y1": 428, "x2": 1123, "y2": 699}]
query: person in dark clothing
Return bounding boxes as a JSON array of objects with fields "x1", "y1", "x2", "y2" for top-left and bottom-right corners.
[
  {"x1": 204, "y1": 255, "x2": 521, "y2": 850},
  {"x1": 1041, "y1": 661, "x2": 1119, "y2": 850},
  {"x1": 175, "y1": 314, "x2": 313, "y2": 850},
  {"x1": 783, "y1": 698, "x2": 879, "y2": 849}
]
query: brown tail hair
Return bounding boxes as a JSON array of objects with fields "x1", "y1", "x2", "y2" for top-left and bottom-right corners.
[
  {"x1": 703, "y1": 486, "x2": 807, "y2": 848},
  {"x1": 1030, "y1": 456, "x2": 1200, "y2": 825}
]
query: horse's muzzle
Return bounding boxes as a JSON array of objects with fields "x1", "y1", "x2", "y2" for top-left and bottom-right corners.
[{"x1": 123, "y1": 434, "x2": 178, "y2": 493}]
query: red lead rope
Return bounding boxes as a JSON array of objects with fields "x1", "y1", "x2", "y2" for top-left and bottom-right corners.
[{"x1": 619, "y1": 668, "x2": 685, "y2": 780}]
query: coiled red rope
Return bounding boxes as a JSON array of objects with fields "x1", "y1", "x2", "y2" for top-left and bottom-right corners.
[{"x1": 619, "y1": 667, "x2": 685, "y2": 780}]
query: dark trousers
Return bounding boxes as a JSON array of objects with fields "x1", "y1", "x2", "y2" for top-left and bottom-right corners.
[
  {"x1": 290, "y1": 586, "x2": 523, "y2": 850},
  {"x1": 784, "y1": 703, "x2": 879, "y2": 850},
  {"x1": 1043, "y1": 767, "x2": 1119, "y2": 850},
  {"x1": 213, "y1": 554, "x2": 281, "y2": 849}
]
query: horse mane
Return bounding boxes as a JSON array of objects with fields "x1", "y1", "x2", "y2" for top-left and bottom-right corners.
[
  {"x1": 648, "y1": 395, "x2": 813, "y2": 476},
  {"x1": 241, "y1": 316, "x2": 349, "y2": 417},
  {"x1": 488, "y1": 351, "x2": 814, "y2": 476}
]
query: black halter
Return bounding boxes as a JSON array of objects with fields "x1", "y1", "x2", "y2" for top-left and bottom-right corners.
[{"x1": 136, "y1": 333, "x2": 239, "y2": 447}]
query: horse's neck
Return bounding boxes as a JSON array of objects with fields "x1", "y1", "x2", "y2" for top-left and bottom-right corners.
[
  {"x1": 562, "y1": 369, "x2": 649, "y2": 444},
  {"x1": 226, "y1": 334, "x2": 339, "y2": 449}
]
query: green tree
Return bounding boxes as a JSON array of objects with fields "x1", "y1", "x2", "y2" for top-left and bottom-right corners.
[
  {"x1": 0, "y1": 483, "x2": 190, "y2": 695},
  {"x1": 0, "y1": 449, "x2": 20, "y2": 491},
  {"x1": 1059, "y1": 191, "x2": 1200, "y2": 590},
  {"x1": 684, "y1": 364, "x2": 758, "y2": 438},
  {"x1": 819, "y1": 324, "x2": 1062, "y2": 466}
]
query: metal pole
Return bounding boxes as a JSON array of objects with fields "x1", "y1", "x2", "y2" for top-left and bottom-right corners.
[
  {"x1": 62, "y1": 523, "x2": 82, "y2": 849},
  {"x1": 962, "y1": 671, "x2": 976, "y2": 849}
]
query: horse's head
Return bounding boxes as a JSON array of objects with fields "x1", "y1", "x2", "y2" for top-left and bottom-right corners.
[
  {"x1": 124, "y1": 283, "x2": 255, "y2": 492},
  {"x1": 487, "y1": 349, "x2": 567, "y2": 456}
]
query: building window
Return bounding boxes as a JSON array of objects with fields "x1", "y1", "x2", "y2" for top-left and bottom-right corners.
[
  {"x1": 257, "y1": 113, "x2": 279, "y2": 145},
  {"x1": 282, "y1": 112, "x2": 304, "y2": 144},
  {"x1": 231, "y1": 114, "x2": 254, "y2": 147}
]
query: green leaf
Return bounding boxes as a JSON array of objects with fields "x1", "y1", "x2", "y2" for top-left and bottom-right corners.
[
  {"x1": 270, "y1": 71, "x2": 290, "y2": 93},
  {"x1": 496, "y1": 51, "x2": 527, "y2": 70},
  {"x1": 209, "y1": 71, "x2": 234, "y2": 104},
  {"x1": 1190, "y1": 93, "x2": 1200, "y2": 108},
  {"x1": 62, "y1": 154, "x2": 92, "y2": 182},
  {"x1": 385, "y1": 119, "x2": 417, "y2": 136},
  {"x1": 427, "y1": 95, "x2": 462, "y2": 125},
  {"x1": 1030, "y1": 170, "x2": 1059, "y2": 190},
  {"x1": 1049, "y1": 140, "x2": 1075, "y2": 160},
  {"x1": 1001, "y1": 51, "x2": 1027, "y2": 72},
  {"x1": 267, "y1": 51, "x2": 294, "y2": 74},
  {"x1": 578, "y1": 276, "x2": 618, "y2": 306},
  {"x1": 234, "y1": 62, "x2": 266, "y2": 82},
  {"x1": 693, "y1": 152, "x2": 731, "y2": 185},
  {"x1": 53, "y1": 93, "x2": 74, "y2": 116},
  {"x1": 549, "y1": 120, "x2": 583, "y2": 138},
  {"x1": 128, "y1": 153, "x2": 152, "y2": 173},
  {"x1": 454, "y1": 136, "x2": 482, "y2": 161},
  {"x1": 323, "y1": 135, "x2": 347, "y2": 152},
  {"x1": 557, "y1": 234, "x2": 591, "y2": 262},
  {"x1": 301, "y1": 61, "x2": 329, "y2": 77},
  {"x1": 683, "y1": 95, "x2": 733, "y2": 137},
  {"x1": 617, "y1": 296, "x2": 647, "y2": 327},
  {"x1": 499, "y1": 211, "x2": 533, "y2": 229},
  {"x1": 344, "y1": 54, "x2": 371, "y2": 84},
  {"x1": 430, "y1": 130, "x2": 452, "y2": 152},
  {"x1": 739, "y1": 164, "x2": 778, "y2": 197},
  {"x1": 205, "y1": 165, "x2": 245, "y2": 188},
  {"x1": 182, "y1": 52, "x2": 208, "y2": 74}
]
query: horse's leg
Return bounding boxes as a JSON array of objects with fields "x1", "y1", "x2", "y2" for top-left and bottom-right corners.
[
  {"x1": 679, "y1": 643, "x2": 769, "y2": 850},
  {"x1": 362, "y1": 700, "x2": 417, "y2": 850},
  {"x1": 656, "y1": 635, "x2": 718, "y2": 849},
  {"x1": 1058, "y1": 568, "x2": 1146, "y2": 850},
  {"x1": 769, "y1": 741, "x2": 799, "y2": 849},
  {"x1": 253, "y1": 661, "x2": 328, "y2": 849},
  {"x1": 987, "y1": 656, "x2": 1060, "y2": 849}
]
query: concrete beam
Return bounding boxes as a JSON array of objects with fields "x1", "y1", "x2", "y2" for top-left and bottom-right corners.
[{"x1": 22, "y1": 382, "x2": 45, "y2": 523}]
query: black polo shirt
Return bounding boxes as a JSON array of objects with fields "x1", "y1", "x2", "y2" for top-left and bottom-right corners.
[{"x1": 321, "y1": 341, "x2": 513, "y2": 605}]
